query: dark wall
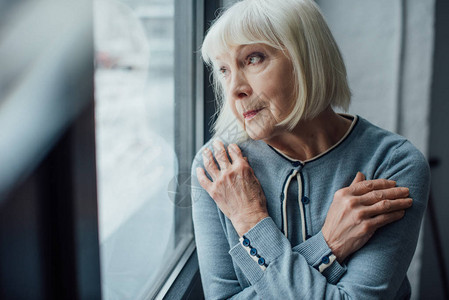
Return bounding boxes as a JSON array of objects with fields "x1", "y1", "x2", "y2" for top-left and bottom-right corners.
[{"x1": 420, "y1": 0, "x2": 449, "y2": 298}]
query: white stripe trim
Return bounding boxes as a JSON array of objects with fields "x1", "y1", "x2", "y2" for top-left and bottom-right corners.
[
  {"x1": 282, "y1": 170, "x2": 298, "y2": 238},
  {"x1": 239, "y1": 237, "x2": 266, "y2": 271},
  {"x1": 297, "y1": 173, "x2": 307, "y2": 242},
  {"x1": 318, "y1": 254, "x2": 337, "y2": 273}
]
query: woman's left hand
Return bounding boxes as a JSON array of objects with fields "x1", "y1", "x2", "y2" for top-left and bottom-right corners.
[{"x1": 196, "y1": 140, "x2": 269, "y2": 236}]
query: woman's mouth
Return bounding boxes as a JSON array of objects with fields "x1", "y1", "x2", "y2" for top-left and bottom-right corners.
[{"x1": 243, "y1": 108, "x2": 264, "y2": 120}]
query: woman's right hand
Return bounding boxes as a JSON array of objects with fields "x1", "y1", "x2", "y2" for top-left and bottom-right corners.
[{"x1": 322, "y1": 172, "x2": 412, "y2": 263}]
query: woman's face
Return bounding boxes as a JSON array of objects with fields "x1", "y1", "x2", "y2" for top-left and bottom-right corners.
[{"x1": 214, "y1": 43, "x2": 297, "y2": 140}]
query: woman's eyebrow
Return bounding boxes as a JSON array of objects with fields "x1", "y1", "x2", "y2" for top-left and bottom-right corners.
[
  {"x1": 237, "y1": 44, "x2": 259, "y2": 54},
  {"x1": 214, "y1": 52, "x2": 232, "y2": 63},
  {"x1": 213, "y1": 44, "x2": 266, "y2": 64},
  {"x1": 215, "y1": 54, "x2": 225, "y2": 61}
]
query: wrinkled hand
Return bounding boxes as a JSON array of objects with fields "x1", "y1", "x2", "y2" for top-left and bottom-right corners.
[
  {"x1": 196, "y1": 140, "x2": 269, "y2": 236},
  {"x1": 322, "y1": 172, "x2": 412, "y2": 263}
]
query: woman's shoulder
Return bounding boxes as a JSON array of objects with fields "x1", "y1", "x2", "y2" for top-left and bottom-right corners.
[
  {"x1": 354, "y1": 116, "x2": 408, "y2": 146},
  {"x1": 355, "y1": 116, "x2": 430, "y2": 195},
  {"x1": 352, "y1": 116, "x2": 427, "y2": 162},
  {"x1": 191, "y1": 138, "x2": 269, "y2": 169}
]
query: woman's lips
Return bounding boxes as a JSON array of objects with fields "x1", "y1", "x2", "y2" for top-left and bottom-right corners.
[{"x1": 243, "y1": 108, "x2": 264, "y2": 120}]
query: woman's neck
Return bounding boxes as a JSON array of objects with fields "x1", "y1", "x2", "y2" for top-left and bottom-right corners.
[{"x1": 264, "y1": 108, "x2": 352, "y2": 162}]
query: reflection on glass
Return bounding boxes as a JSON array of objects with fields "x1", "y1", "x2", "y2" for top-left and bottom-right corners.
[{"x1": 93, "y1": 0, "x2": 175, "y2": 298}]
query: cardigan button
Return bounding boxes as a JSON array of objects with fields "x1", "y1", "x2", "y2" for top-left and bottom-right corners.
[
  {"x1": 250, "y1": 248, "x2": 257, "y2": 256},
  {"x1": 321, "y1": 256, "x2": 330, "y2": 264},
  {"x1": 242, "y1": 238, "x2": 250, "y2": 247},
  {"x1": 258, "y1": 257, "x2": 266, "y2": 266},
  {"x1": 291, "y1": 161, "x2": 301, "y2": 167},
  {"x1": 302, "y1": 196, "x2": 310, "y2": 204}
]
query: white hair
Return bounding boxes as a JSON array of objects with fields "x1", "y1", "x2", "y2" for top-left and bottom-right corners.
[{"x1": 202, "y1": 0, "x2": 351, "y2": 142}]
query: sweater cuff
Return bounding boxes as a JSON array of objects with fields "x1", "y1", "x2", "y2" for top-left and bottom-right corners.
[
  {"x1": 229, "y1": 217, "x2": 291, "y2": 284},
  {"x1": 292, "y1": 231, "x2": 347, "y2": 284}
]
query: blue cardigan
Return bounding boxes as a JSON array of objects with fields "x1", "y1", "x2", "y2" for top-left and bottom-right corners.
[{"x1": 191, "y1": 115, "x2": 430, "y2": 299}]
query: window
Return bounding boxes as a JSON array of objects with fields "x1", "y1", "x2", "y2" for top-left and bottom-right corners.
[{"x1": 93, "y1": 0, "x2": 201, "y2": 298}]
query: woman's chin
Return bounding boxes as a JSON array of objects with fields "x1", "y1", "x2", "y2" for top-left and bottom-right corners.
[{"x1": 246, "y1": 127, "x2": 272, "y2": 141}]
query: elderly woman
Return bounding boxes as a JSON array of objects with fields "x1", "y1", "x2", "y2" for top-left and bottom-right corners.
[{"x1": 191, "y1": 0, "x2": 430, "y2": 299}]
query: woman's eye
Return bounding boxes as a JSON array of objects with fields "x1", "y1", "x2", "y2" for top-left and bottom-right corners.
[
  {"x1": 218, "y1": 67, "x2": 228, "y2": 77},
  {"x1": 247, "y1": 53, "x2": 264, "y2": 65}
]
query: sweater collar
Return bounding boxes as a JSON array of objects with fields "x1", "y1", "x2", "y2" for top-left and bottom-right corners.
[{"x1": 267, "y1": 114, "x2": 359, "y2": 166}]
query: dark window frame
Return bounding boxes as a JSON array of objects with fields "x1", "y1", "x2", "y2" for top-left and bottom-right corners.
[{"x1": 161, "y1": 0, "x2": 222, "y2": 298}]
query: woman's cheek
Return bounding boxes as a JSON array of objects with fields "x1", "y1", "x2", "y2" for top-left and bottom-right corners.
[{"x1": 230, "y1": 100, "x2": 243, "y2": 122}]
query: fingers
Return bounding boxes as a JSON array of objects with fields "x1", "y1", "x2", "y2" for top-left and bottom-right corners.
[
  {"x1": 360, "y1": 187, "x2": 410, "y2": 205},
  {"x1": 350, "y1": 178, "x2": 397, "y2": 196},
  {"x1": 365, "y1": 197, "x2": 413, "y2": 217},
  {"x1": 367, "y1": 210, "x2": 406, "y2": 230},
  {"x1": 196, "y1": 167, "x2": 211, "y2": 190},
  {"x1": 228, "y1": 143, "x2": 245, "y2": 162},
  {"x1": 202, "y1": 148, "x2": 219, "y2": 180},
  {"x1": 202, "y1": 141, "x2": 245, "y2": 180},
  {"x1": 351, "y1": 171, "x2": 365, "y2": 185},
  {"x1": 213, "y1": 140, "x2": 231, "y2": 170}
]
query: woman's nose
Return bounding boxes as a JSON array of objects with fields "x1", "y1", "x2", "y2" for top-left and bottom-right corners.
[{"x1": 230, "y1": 71, "x2": 252, "y2": 100}]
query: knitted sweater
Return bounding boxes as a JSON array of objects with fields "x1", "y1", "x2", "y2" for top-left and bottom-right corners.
[{"x1": 191, "y1": 115, "x2": 430, "y2": 299}]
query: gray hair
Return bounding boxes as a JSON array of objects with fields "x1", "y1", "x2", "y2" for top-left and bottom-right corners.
[{"x1": 202, "y1": 0, "x2": 351, "y2": 142}]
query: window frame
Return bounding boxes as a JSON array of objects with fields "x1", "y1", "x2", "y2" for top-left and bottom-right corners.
[
  {"x1": 151, "y1": 0, "x2": 223, "y2": 298},
  {"x1": 145, "y1": 0, "x2": 207, "y2": 297}
]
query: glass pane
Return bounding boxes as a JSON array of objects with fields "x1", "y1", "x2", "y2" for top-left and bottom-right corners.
[{"x1": 93, "y1": 0, "x2": 187, "y2": 298}]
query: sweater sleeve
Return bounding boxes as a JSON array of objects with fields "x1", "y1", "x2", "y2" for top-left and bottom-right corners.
[
  {"x1": 192, "y1": 152, "x2": 259, "y2": 300},
  {"x1": 193, "y1": 141, "x2": 430, "y2": 299},
  {"x1": 192, "y1": 151, "x2": 343, "y2": 299},
  {"x1": 292, "y1": 231, "x2": 347, "y2": 284}
]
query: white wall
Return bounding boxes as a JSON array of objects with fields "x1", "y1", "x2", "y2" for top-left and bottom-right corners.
[
  {"x1": 318, "y1": 0, "x2": 402, "y2": 132},
  {"x1": 318, "y1": 0, "x2": 434, "y2": 153}
]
